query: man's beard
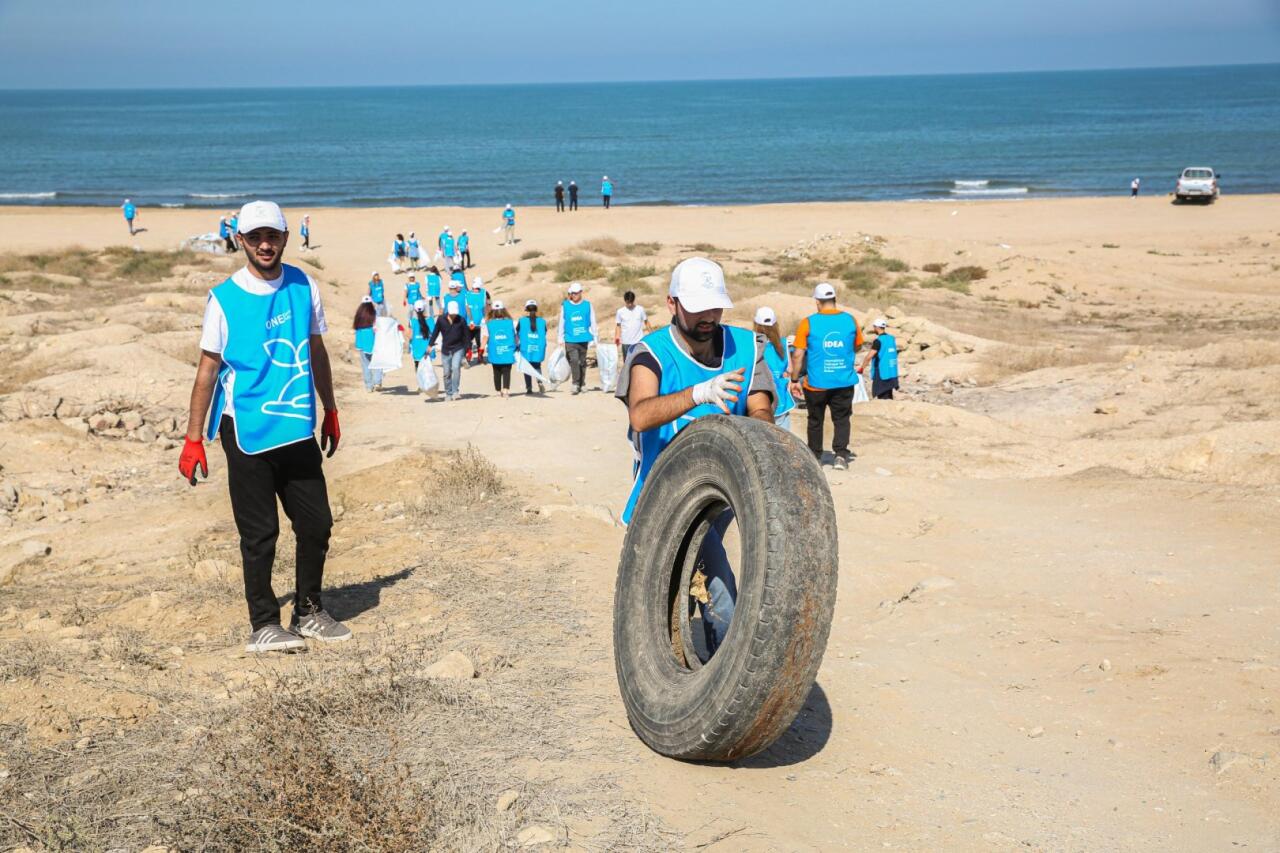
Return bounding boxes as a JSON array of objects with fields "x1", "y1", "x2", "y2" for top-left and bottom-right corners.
[
  {"x1": 677, "y1": 315, "x2": 719, "y2": 342},
  {"x1": 245, "y1": 247, "x2": 281, "y2": 276}
]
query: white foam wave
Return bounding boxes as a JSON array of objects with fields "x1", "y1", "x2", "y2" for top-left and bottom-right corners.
[
  {"x1": 950, "y1": 187, "x2": 1029, "y2": 196},
  {"x1": 0, "y1": 191, "x2": 57, "y2": 199},
  {"x1": 189, "y1": 192, "x2": 245, "y2": 199},
  {"x1": 160, "y1": 202, "x2": 185, "y2": 208},
  {"x1": 953, "y1": 180, "x2": 989, "y2": 188}
]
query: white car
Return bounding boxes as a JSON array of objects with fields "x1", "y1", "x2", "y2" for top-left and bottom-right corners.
[{"x1": 1175, "y1": 167, "x2": 1220, "y2": 203}]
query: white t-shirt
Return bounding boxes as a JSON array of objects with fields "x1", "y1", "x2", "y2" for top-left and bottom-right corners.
[
  {"x1": 199, "y1": 266, "x2": 328, "y2": 417},
  {"x1": 615, "y1": 305, "x2": 648, "y2": 345}
]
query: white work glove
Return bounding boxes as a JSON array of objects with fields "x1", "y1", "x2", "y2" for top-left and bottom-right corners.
[{"x1": 691, "y1": 369, "x2": 744, "y2": 413}]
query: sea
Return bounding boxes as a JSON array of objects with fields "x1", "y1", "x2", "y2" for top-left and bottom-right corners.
[{"x1": 1, "y1": 64, "x2": 1277, "y2": 208}]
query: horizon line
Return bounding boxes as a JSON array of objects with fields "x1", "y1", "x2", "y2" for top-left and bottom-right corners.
[{"x1": 0, "y1": 60, "x2": 1275, "y2": 93}]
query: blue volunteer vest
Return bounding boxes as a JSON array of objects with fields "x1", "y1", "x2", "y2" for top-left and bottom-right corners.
[
  {"x1": 602, "y1": 182, "x2": 613, "y2": 196},
  {"x1": 426, "y1": 274, "x2": 442, "y2": 297},
  {"x1": 369, "y1": 280, "x2": 385, "y2": 303},
  {"x1": 394, "y1": 240, "x2": 405, "y2": 257},
  {"x1": 407, "y1": 238, "x2": 419, "y2": 257},
  {"x1": 503, "y1": 210, "x2": 515, "y2": 224},
  {"x1": 518, "y1": 316, "x2": 547, "y2": 361},
  {"x1": 354, "y1": 326, "x2": 374, "y2": 353},
  {"x1": 804, "y1": 311, "x2": 859, "y2": 389},
  {"x1": 406, "y1": 281, "x2": 422, "y2": 304},
  {"x1": 562, "y1": 300, "x2": 594, "y2": 343},
  {"x1": 205, "y1": 265, "x2": 316, "y2": 454},
  {"x1": 124, "y1": 204, "x2": 135, "y2": 219},
  {"x1": 444, "y1": 293, "x2": 464, "y2": 317},
  {"x1": 486, "y1": 318, "x2": 516, "y2": 365},
  {"x1": 763, "y1": 341, "x2": 796, "y2": 417},
  {"x1": 622, "y1": 325, "x2": 756, "y2": 524},
  {"x1": 409, "y1": 314, "x2": 432, "y2": 360},
  {"x1": 875, "y1": 333, "x2": 899, "y2": 381},
  {"x1": 459, "y1": 234, "x2": 470, "y2": 250},
  {"x1": 450, "y1": 270, "x2": 466, "y2": 285},
  {"x1": 218, "y1": 220, "x2": 228, "y2": 238},
  {"x1": 443, "y1": 236, "x2": 456, "y2": 256},
  {"x1": 464, "y1": 289, "x2": 487, "y2": 325}
]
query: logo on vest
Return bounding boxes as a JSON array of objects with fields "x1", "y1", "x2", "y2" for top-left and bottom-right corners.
[
  {"x1": 822, "y1": 332, "x2": 848, "y2": 353},
  {"x1": 260, "y1": 338, "x2": 312, "y2": 421},
  {"x1": 266, "y1": 309, "x2": 293, "y2": 330}
]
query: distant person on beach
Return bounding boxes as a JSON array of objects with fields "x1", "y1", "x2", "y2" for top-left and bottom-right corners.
[
  {"x1": 368, "y1": 271, "x2": 387, "y2": 316},
  {"x1": 791, "y1": 282, "x2": 861, "y2": 470},
  {"x1": 601, "y1": 176, "x2": 613, "y2": 209},
  {"x1": 404, "y1": 273, "x2": 422, "y2": 307},
  {"x1": 228, "y1": 210, "x2": 238, "y2": 235},
  {"x1": 558, "y1": 282, "x2": 597, "y2": 394},
  {"x1": 614, "y1": 291, "x2": 650, "y2": 360},
  {"x1": 459, "y1": 229, "x2": 471, "y2": 268},
  {"x1": 428, "y1": 302, "x2": 469, "y2": 401},
  {"x1": 407, "y1": 231, "x2": 420, "y2": 268},
  {"x1": 425, "y1": 266, "x2": 443, "y2": 316},
  {"x1": 1131, "y1": 177, "x2": 1140, "y2": 198},
  {"x1": 502, "y1": 204, "x2": 516, "y2": 245},
  {"x1": 353, "y1": 296, "x2": 381, "y2": 392},
  {"x1": 464, "y1": 276, "x2": 489, "y2": 362},
  {"x1": 300, "y1": 214, "x2": 311, "y2": 250},
  {"x1": 218, "y1": 214, "x2": 235, "y2": 253},
  {"x1": 568, "y1": 180, "x2": 579, "y2": 211},
  {"x1": 122, "y1": 198, "x2": 137, "y2": 235},
  {"x1": 407, "y1": 300, "x2": 434, "y2": 376},
  {"x1": 485, "y1": 301, "x2": 517, "y2": 398},
  {"x1": 439, "y1": 225, "x2": 453, "y2": 256},
  {"x1": 858, "y1": 317, "x2": 900, "y2": 400},
  {"x1": 518, "y1": 299, "x2": 547, "y2": 394},
  {"x1": 754, "y1": 306, "x2": 796, "y2": 431},
  {"x1": 555, "y1": 181, "x2": 565, "y2": 212},
  {"x1": 392, "y1": 233, "x2": 407, "y2": 273},
  {"x1": 179, "y1": 200, "x2": 346, "y2": 654}
]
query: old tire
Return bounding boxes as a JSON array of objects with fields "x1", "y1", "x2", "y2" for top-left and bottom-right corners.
[{"x1": 613, "y1": 415, "x2": 839, "y2": 761}]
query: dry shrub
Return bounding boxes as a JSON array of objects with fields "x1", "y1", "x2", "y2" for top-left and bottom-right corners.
[
  {"x1": 576, "y1": 236, "x2": 625, "y2": 257},
  {"x1": 624, "y1": 241, "x2": 661, "y2": 256},
  {"x1": 946, "y1": 265, "x2": 988, "y2": 282},
  {"x1": 495, "y1": 265, "x2": 517, "y2": 278},
  {"x1": 688, "y1": 242, "x2": 724, "y2": 254},
  {"x1": 519, "y1": 249, "x2": 544, "y2": 260},
  {"x1": 1196, "y1": 340, "x2": 1280, "y2": 369},
  {"x1": 921, "y1": 262, "x2": 947, "y2": 274},
  {"x1": 530, "y1": 262, "x2": 550, "y2": 273},
  {"x1": 424, "y1": 445, "x2": 504, "y2": 504},
  {"x1": 553, "y1": 255, "x2": 606, "y2": 283},
  {"x1": 0, "y1": 246, "x2": 208, "y2": 285},
  {"x1": 0, "y1": 639, "x2": 65, "y2": 681},
  {"x1": 0, "y1": 247, "x2": 98, "y2": 278},
  {"x1": 608, "y1": 265, "x2": 657, "y2": 288},
  {"x1": 102, "y1": 628, "x2": 163, "y2": 670}
]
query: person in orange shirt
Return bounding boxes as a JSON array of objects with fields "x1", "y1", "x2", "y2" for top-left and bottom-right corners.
[{"x1": 789, "y1": 282, "x2": 862, "y2": 470}]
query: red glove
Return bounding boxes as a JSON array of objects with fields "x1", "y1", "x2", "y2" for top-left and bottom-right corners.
[
  {"x1": 179, "y1": 438, "x2": 208, "y2": 486},
  {"x1": 320, "y1": 409, "x2": 340, "y2": 457}
]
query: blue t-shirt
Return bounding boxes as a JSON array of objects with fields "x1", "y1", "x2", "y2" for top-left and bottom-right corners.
[
  {"x1": 503, "y1": 209, "x2": 515, "y2": 224},
  {"x1": 601, "y1": 181, "x2": 613, "y2": 196},
  {"x1": 123, "y1": 203, "x2": 136, "y2": 219},
  {"x1": 458, "y1": 233, "x2": 470, "y2": 250}
]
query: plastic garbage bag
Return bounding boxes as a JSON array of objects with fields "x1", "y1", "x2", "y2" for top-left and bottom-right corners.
[
  {"x1": 547, "y1": 346, "x2": 570, "y2": 384},
  {"x1": 416, "y1": 357, "x2": 439, "y2": 392},
  {"x1": 852, "y1": 374, "x2": 869, "y2": 405},
  {"x1": 369, "y1": 316, "x2": 404, "y2": 371},
  {"x1": 597, "y1": 344, "x2": 619, "y2": 392},
  {"x1": 516, "y1": 352, "x2": 548, "y2": 385}
]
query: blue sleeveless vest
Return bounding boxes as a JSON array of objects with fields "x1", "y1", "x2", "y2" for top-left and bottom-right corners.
[
  {"x1": 803, "y1": 311, "x2": 859, "y2": 389},
  {"x1": 369, "y1": 280, "x2": 384, "y2": 303},
  {"x1": 443, "y1": 235, "x2": 456, "y2": 256},
  {"x1": 486, "y1": 318, "x2": 516, "y2": 365},
  {"x1": 443, "y1": 293, "x2": 464, "y2": 317},
  {"x1": 464, "y1": 289, "x2": 487, "y2": 325},
  {"x1": 875, "y1": 333, "x2": 899, "y2": 380},
  {"x1": 459, "y1": 233, "x2": 470, "y2": 250},
  {"x1": 206, "y1": 265, "x2": 317, "y2": 454},
  {"x1": 408, "y1": 314, "x2": 431, "y2": 360},
  {"x1": 354, "y1": 326, "x2": 374, "y2": 353},
  {"x1": 562, "y1": 300, "x2": 594, "y2": 343},
  {"x1": 622, "y1": 324, "x2": 756, "y2": 524},
  {"x1": 763, "y1": 341, "x2": 796, "y2": 417},
  {"x1": 426, "y1": 274, "x2": 442, "y2": 297},
  {"x1": 518, "y1": 317, "x2": 547, "y2": 361},
  {"x1": 407, "y1": 238, "x2": 419, "y2": 256},
  {"x1": 405, "y1": 281, "x2": 422, "y2": 304}
]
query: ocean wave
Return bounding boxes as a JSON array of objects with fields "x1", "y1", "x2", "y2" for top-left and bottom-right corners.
[
  {"x1": 160, "y1": 202, "x2": 185, "y2": 208},
  {"x1": 950, "y1": 187, "x2": 1029, "y2": 196},
  {"x1": 189, "y1": 192, "x2": 246, "y2": 199},
  {"x1": 953, "y1": 180, "x2": 989, "y2": 188},
  {"x1": 0, "y1": 191, "x2": 57, "y2": 199}
]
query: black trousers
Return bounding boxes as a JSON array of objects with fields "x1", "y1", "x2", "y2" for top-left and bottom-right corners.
[
  {"x1": 802, "y1": 385, "x2": 854, "y2": 459},
  {"x1": 565, "y1": 342, "x2": 589, "y2": 386},
  {"x1": 523, "y1": 361, "x2": 543, "y2": 392},
  {"x1": 461, "y1": 249, "x2": 471, "y2": 268},
  {"x1": 603, "y1": 195, "x2": 611, "y2": 208},
  {"x1": 492, "y1": 363, "x2": 512, "y2": 390},
  {"x1": 555, "y1": 198, "x2": 565, "y2": 211},
  {"x1": 219, "y1": 417, "x2": 333, "y2": 631},
  {"x1": 468, "y1": 326, "x2": 482, "y2": 356},
  {"x1": 569, "y1": 197, "x2": 578, "y2": 210}
]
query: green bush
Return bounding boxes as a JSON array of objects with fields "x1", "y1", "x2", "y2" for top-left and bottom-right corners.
[{"x1": 553, "y1": 255, "x2": 606, "y2": 282}]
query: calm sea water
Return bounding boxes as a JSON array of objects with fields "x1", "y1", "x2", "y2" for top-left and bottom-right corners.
[{"x1": 1, "y1": 64, "x2": 1277, "y2": 208}]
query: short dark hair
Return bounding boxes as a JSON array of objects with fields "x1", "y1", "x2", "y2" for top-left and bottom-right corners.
[{"x1": 624, "y1": 291, "x2": 635, "y2": 303}]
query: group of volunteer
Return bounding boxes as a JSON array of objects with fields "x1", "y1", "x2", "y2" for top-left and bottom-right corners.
[{"x1": 389, "y1": 226, "x2": 473, "y2": 274}]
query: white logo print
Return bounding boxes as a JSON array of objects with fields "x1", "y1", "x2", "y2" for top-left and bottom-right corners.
[{"x1": 260, "y1": 338, "x2": 312, "y2": 420}]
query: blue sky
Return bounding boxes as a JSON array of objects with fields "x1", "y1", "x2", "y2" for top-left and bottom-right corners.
[{"x1": 0, "y1": 0, "x2": 1277, "y2": 88}]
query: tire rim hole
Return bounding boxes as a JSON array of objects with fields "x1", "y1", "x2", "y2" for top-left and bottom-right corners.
[{"x1": 669, "y1": 497, "x2": 740, "y2": 670}]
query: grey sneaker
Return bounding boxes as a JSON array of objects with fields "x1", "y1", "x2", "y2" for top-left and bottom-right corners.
[
  {"x1": 246, "y1": 624, "x2": 306, "y2": 654},
  {"x1": 833, "y1": 455, "x2": 849, "y2": 471},
  {"x1": 291, "y1": 610, "x2": 352, "y2": 643}
]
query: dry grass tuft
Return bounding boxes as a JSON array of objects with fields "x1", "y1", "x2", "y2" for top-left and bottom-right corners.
[
  {"x1": 495, "y1": 265, "x2": 518, "y2": 278},
  {"x1": 608, "y1": 265, "x2": 657, "y2": 288},
  {"x1": 1195, "y1": 340, "x2": 1280, "y2": 369},
  {"x1": 519, "y1": 249, "x2": 544, "y2": 260},
  {"x1": 624, "y1": 241, "x2": 661, "y2": 256},
  {"x1": 576, "y1": 237, "x2": 626, "y2": 257},
  {"x1": 921, "y1": 262, "x2": 947, "y2": 274},
  {"x1": 553, "y1": 255, "x2": 606, "y2": 283}
]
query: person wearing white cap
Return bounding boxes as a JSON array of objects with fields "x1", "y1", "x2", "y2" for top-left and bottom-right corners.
[
  {"x1": 439, "y1": 226, "x2": 455, "y2": 266},
  {"x1": 407, "y1": 299, "x2": 435, "y2": 379},
  {"x1": 558, "y1": 282, "x2": 597, "y2": 394},
  {"x1": 443, "y1": 279, "x2": 465, "y2": 318},
  {"x1": 601, "y1": 176, "x2": 613, "y2": 209},
  {"x1": 501, "y1": 204, "x2": 516, "y2": 245},
  {"x1": 392, "y1": 232, "x2": 407, "y2": 273},
  {"x1": 463, "y1": 275, "x2": 489, "y2": 363},
  {"x1": 791, "y1": 282, "x2": 862, "y2": 470},
  {"x1": 368, "y1": 271, "x2": 387, "y2": 317},
  {"x1": 352, "y1": 295, "x2": 381, "y2": 392},
  {"x1": 555, "y1": 180, "x2": 566, "y2": 212},
  {"x1": 568, "y1": 180, "x2": 579, "y2": 211},
  {"x1": 518, "y1": 299, "x2": 548, "y2": 394},
  {"x1": 425, "y1": 265, "x2": 444, "y2": 317},
  {"x1": 300, "y1": 214, "x2": 311, "y2": 250},
  {"x1": 407, "y1": 231, "x2": 420, "y2": 270},
  {"x1": 484, "y1": 301, "x2": 517, "y2": 397},
  {"x1": 458, "y1": 229, "x2": 472, "y2": 269},
  {"x1": 121, "y1": 198, "x2": 137, "y2": 235},
  {"x1": 178, "y1": 200, "x2": 348, "y2": 653},
  {"x1": 753, "y1": 305, "x2": 797, "y2": 431},
  {"x1": 615, "y1": 256, "x2": 776, "y2": 655},
  {"x1": 428, "y1": 300, "x2": 470, "y2": 401},
  {"x1": 858, "y1": 317, "x2": 900, "y2": 400},
  {"x1": 404, "y1": 273, "x2": 423, "y2": 308}
]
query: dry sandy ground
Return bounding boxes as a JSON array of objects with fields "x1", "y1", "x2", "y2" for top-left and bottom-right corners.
[{"x1": 0, "y1": 196, "x2": 1277, "y2": 851}]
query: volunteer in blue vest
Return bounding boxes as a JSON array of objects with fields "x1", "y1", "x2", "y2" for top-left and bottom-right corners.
[
  {"x1": 450, "y1": 267, "x2": 466, "y2": 291},
  {"x1": 463, "y1": 276, "x2": 489, "y2": 363},
  {"x1": 122, "y1": 198, "x2": 137, "y2": 235},
  {"x1": 352, "y1": 296, "x2": 381, "y2": 391},
  {"x1": 789, "y1": 282, "x2": 862, "y2": 470},
  {"x1": 601, "y1": 176, "x2": 613, "y2": 209},
  {"x1": 615, "y1": 257, "x2": 775, "y2": 655},
  {"x1": 368, "y1": 271, "x2": 387, "y2": 317},
  {"x1": 458, "y1": 229, "x2": 472, "y2": 269},
  {"x1": 407, "y1": 231, "x2": 420, "y2": 270},
  {"x1": 392, "y1": 233, "x2": 407, "y2": 273},
  {"x1": 558, "y1": 282, "x2": 597, "y2": 394},
  {"x1": 408, "y1": 299, "x2": 434, "y2": 376},
  {"x1": 300, "y1": 214, "x2": 311, "y2": 250},
  {"x1": 501, "y1": 204, "x2": 516, "y2": 245},
  {"x1": 484, "y1": 302, "x2": 517, "y2": 397},
  {"x1": 404, "y1": 273, "x2": 422, "y2": 308},
  {"x1": 754, "y1": 305, "x2": 797, "y2": 431},
  {"x1": 443, "y1": 279, "x2": 465, "y2": 318},
  {"x1": 859, "y1": 317, "x2": 900, "y2": 400},
  {"x1": 518, "y1": 299, "x2": 548, "y2": 395},
  {"x1": 218, "y1": 214, "x2": 235, "y2": 253},
  {"x1": 228, "y1": 210, "x2": 238, "y2": 236},
  {"x1": 425, "y1": 266, "x2": 443, "y2": 317},
  {"x1": 177, "y1": 200, "x2": 347, "y2": 654},
  {"x1": 428, "y1": 301, "x2": 469, "y2": 401},
  {"x1": 439, "y1": 226, "x2": 454, "y2": 261}
]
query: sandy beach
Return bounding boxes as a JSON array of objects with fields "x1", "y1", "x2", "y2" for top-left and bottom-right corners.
[{"x1": 1, "y1": 195, "x2": 1278, "y2": 850}]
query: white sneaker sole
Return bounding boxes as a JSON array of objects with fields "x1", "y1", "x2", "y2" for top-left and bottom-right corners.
[{"x1": 245, "y1": 638, "x2": 306, "y2": 653}]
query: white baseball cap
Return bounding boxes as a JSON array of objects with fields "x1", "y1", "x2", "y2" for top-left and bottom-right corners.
[
  {"x1": 473, "y1": 276, "x2": 483, "y2": 287},
  {"x1": 444, "y1": 226, "x2": 451, "y2": 232},
  {"x1": 567, "y1": 282, "x2": 584, "y2": 294},
  {"x1": 813, "y1": 282, "x2": 837, "y2": 300},
  {"x1": 448, "y1": 280, "x2": 462, "y2": 289},
  {"x1": 360, "y1": 295, "x2": 373, "y2": 304},
  {"x1": 524, "y1": 299, "x2": 538, "y2": 308},
  {"x1": 873, "y1": 317, "x2": 888, "y2": 328},
  {"x1": 754, "y1": 306, "x2": 777, "y2": 326},
  {"x1": 505, "y1": 204, "x2": 512, "y2": 210},
  {"x1": 447, "y1": 302, "x2": 460, "y2": 315},
  {"x1": 491, "y1": 300, "x2": 505, "y2": 310},
  {"x1": 236, "y1": 200, "x2": 287, "y2": 234},
  {"x1": 669, "y1": 257, "x2": 733, "y2": 312},
  {"x1": 409, "y1": 231, "x2": 415, "y2": 238},
  {"x1": 370, "y1": 270, "x2": 378, "y2": 276},
  {"x1": 603, "y1": 175, "x2": 609, "y2": 180},
  {"x1": 413, "y1": 299, "x2": 426, "y2": 312}
]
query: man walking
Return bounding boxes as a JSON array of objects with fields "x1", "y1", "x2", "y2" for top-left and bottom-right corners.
[
  {"x1": 555, "y1": 181, "x2": 565, "y2": 212},
  {"x1": 858, "y1": 317, "x2": 900, "y2": 400},
  {"x1": 122, "y1": 198, "x2": 137, "y2": 235},
  {"x1": 502, "y1": 204, "x2": 516, "y2": 245},
  {"x1": 614, "y1": 290, "x2": 649, "y2": 360},
  {"x1": 616, "y1": 257, "x2": 775, "y2": 653},
  {"x1": 178, "y1": 200, "x2": 348, "y2": 654},
  {"x1": 1131, "y1": 177, "x2": 1140, "y2": 198},
  {"x1": 568, "y1": 180, "x2": 579, "y2": 211},
  {"x1": 459, "y1": 229, "x2": 472, "y2": 268},
  {"x1": 601, "y1": 176, "x2": 613, "y2": 209},
  {"x1": 558, "y1": 282, "x2": 597, "y2": 394},
  {"x1": 790, "y1": 282, "x2": 861, "y2": 470}
]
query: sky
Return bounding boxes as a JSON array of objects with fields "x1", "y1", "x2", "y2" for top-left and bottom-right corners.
[{"x1": 0, "y1": 0, "x2": 1277, "y2": 88}]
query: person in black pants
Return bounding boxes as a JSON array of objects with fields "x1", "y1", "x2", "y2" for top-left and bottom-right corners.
[
  {"x1": 568, "y1": 180, "x2": 579, "y2": 211},
  {"x1": 555, "y1": 181, "x2": 565, "y2": 212}
]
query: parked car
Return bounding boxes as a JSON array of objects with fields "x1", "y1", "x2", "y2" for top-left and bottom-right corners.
[{"x1": 1175, "y1": 167, "x2": 1220, "y2": 203}]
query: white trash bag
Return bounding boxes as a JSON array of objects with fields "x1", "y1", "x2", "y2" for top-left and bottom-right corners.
[
  {"x1": 369, "y1": 316, "x2": 404, "y2": 372},
  {"x1": 596, "y1": 344, "x2": 619, "y2": 392},
  {"x1": 852, "y1": 374, "x2": 870, "y2": 405},
  {"x1": 416, "y1": 357, "x2": 439, "y2": 393},
  {"x1": 516, "y1": 352, "x2": 549, "y2": 386},
  {"x1": 547, "y1": 346, "x2": 570, "y2": 384}
]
